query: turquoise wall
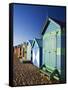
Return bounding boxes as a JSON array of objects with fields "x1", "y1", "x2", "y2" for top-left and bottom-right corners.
[{"x1": 43, "y1": 19, "x2": 61, "y2": 73}]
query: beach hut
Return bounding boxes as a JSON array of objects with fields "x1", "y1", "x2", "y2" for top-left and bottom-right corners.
[
  {"x1": 17, "y1": 44, "x2": 23, "y2": 59},
  {"x1": 22, "y1": 42, "x2": 27, "y2": 61},
  {"x1": 16, "y1": 43, "x2": 27, "y2": 62},
  {"x1": 27, "y1": 40, "x2": 33, "y2": 61},
  {"x1": 14, "y1": 46, "x2": 17, "y2": 55},
  {"x1": 32, "y1": 38, "x2": 42, "y2": 68},
  {"x1": 41, "y1": 17, "x2": 66, "y2": 81},
  {"x1": 13, "y1": 45, "x2": 22, "y2": 58}
]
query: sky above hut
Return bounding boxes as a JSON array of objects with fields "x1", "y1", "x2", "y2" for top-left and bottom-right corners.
[{"x1": 13, "y1": 3, "x2": 66, "y2": 46}]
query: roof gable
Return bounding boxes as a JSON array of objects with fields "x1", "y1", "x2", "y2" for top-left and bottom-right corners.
[
  {"x1": 28, "y1": 40, "x2": 33, "y2": 46},
  {"x1": 42, "y1": 17, "x2": 65, "y2": 35},
  {"x1": 32, "y1": 38, "x2": 42, "y2": 48}
]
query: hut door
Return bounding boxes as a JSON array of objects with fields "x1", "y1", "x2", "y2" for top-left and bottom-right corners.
[
  {"x1": 43, "y1": 34, "x2": 50, "y2": 67},
  {"x1": 49, "y1": 32, "x2": 56, "y2": 70},
  {"x1": 32, "y1": 46, "x2": 39, "y2": 67}
]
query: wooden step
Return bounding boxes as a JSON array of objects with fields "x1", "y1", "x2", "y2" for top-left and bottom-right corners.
[
  {"x1": 40, "y1": 69, "x2": 51, "y2": 77},
  {"x1": 40, "y1": 69, "x2": 60, "y2": 81}
]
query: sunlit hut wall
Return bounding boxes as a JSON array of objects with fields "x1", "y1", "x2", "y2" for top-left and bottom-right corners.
[
  {"x1": 17, "y1": 44, "x2": 23, "y2": 58},
  {"x1": 32, "y1": 38, "x2": 42, "y2": 68},
  {"x1": 22, "y1": 42, "x2": 27, "y2": 61},
  {"x1": 27, "y1": 40, "x2": 33, "y2": 61},
  {"x1": 42, "y1": 17, "x2": 66, "y2": 82},
  {"x1": 14, "y1": 46, "x2": 17, "y2": 55},
  {"x1": 14, "y1": 46, "x2": 19, "y2": 58}
]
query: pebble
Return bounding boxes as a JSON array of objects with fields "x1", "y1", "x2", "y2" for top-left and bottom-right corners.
[{"x1": 13, "y1": 56, "x2": 59, "y2": 86}]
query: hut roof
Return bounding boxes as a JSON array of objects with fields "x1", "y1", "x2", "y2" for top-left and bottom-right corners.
[
  {"x1": 28, "y1": 40, "x2": 33, "y2": 46},
  {"x1": 41, "y1": 17, "x2": 66, "y2": 35},
  {"x1": 32, "y1": 38, "x2": 42, "y2": 48}
]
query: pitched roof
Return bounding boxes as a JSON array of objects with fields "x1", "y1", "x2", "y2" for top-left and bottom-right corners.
[
  {"x1": 50, "y1": 17, "x2": 66, "y2": 27},
  {"x1": 42, "y1": 17, "x2": 66, "y2": 35},
  {"x1": 28, "y1": 40, "x2": 33, "y2": 46},
  {"x1": 32, "y1": 38, "x2": 42, "y2": 48}
]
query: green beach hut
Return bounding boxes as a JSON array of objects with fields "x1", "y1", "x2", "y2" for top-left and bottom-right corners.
[{"x1": 41, "y1": 17, "x2": 66, "y2": 82}]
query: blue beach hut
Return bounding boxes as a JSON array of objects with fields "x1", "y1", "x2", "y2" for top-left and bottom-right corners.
[{"x1": 32, "y1": 38, "x2": 42, "y2": 68}]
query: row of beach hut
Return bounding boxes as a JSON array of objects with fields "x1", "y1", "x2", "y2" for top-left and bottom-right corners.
[{"x1": 14, "y1": 17, "x2": 66, "y2": 82}]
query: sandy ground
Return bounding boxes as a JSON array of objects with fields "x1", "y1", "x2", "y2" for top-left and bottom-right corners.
[{"x1": 13, "y1": 55, "x2": 59, "y2": 86}]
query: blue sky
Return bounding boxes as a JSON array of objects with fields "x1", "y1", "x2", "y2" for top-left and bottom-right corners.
[{"x1": 13, "y1": 4, "x2": 66, "y2": 46}]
